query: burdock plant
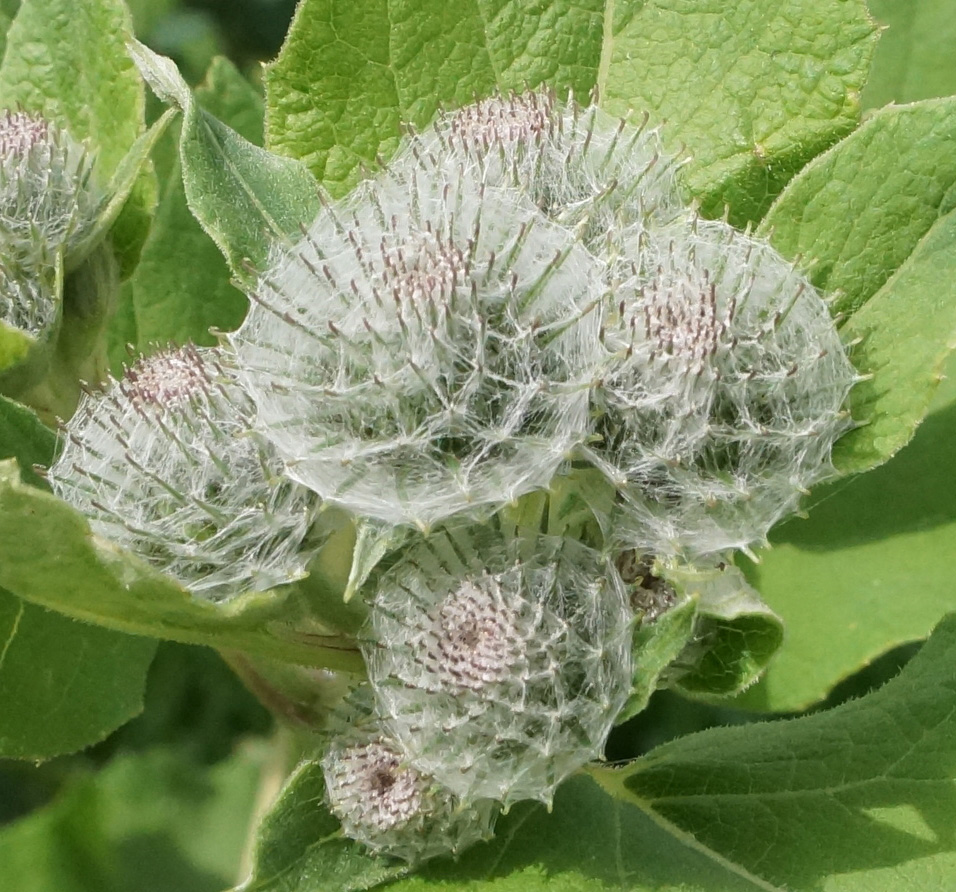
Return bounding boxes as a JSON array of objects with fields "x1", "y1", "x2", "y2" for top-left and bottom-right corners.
[{"x1": 9, "y1": 4, "x2": 954, "y2": 889}]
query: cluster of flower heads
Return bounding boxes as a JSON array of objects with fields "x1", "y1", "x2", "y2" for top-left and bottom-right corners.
[
  {"x1": 233, "y1": 89, "x2": 856, "y2": 558},
  {"x1": 0, "y1": 109, "x2": 99, "y2": 339},
  {"x1": 47, "y1": 89, "x2": 859, "y2": 864},
  {"x1": 321, "y1": 524, "x2": 633, "y2": 860}
]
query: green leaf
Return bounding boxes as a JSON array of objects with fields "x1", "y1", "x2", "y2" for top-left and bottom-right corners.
[
  {"x1": 265, "y1": 0, "x2": 876, "y2": 221},
  {"x1": 592, "y1": 612, "x2": 956, "y2": 891},
  {"x1": 117, "y1": 58, "x2": 262, "y2": 353},
  {"x1": 0, "y1": 589, "x2": 156, "y2": 760},
  {"x1": 734, "y1": 370, "x2": 956, "y2": 712},
  {"x1": 239, "y1": 759, "x2": 408, "y2": 892},
  {"x1": 599, "y1": 0, "x2": 878, "y2": 224},
  {"x1": 0, "y1": 746, "x2": 265, "y2": 891},
  {"x1": 0, "y1": 389, "x2": 154, "y2": 761},
  {"x1": 241, "y1": 762, "x2": 767, "y2": 892},
  {"x1": 760, "y1": 98, "x2": 956, "y2": 318},
  {"x1": 758, "y1": 99, "x2": 956, "y2": 472},
  {"x1": 618, "y1": 597, "x2": 697, "y2": 724},
  {"x1": 863, "y1": 0, "x2": 956, "y2": 109},
  {"x1": 128, "y1": 39, "x2": 321, "y2": 277},
  {"x1": 835, "y1": 207, "x2": 956, "y2": 472},
  {"x1": 264, "y1": 0, "x2": 604, "y2": 197},
  {"x1": 0, "y1": 460, "x2": 364, "y2": 672},
  {"x1": 0, "y1": 0, "x2": 156, "y2": 276},
  {"x1": 658, "y1": 563, "x2": 784, "y2": 699},
  {"x1": 0, "y1": 393, "x2": 55, "y2": 484}
]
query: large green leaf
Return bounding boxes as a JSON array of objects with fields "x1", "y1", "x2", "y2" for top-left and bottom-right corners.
[
  {"x1": 240, "y1": 761, "x2": 762, "y2": 892},
  {"x1": 118, "y1": 57, "x2": 261, "y2": 354},
  {"x1": 0, "y1": 460, "x2": 363, "y2": 672},
  {"x1": 0, "y1": 0, "x2": 156, "y2": 275},
  {"x1": 863, "y1": 0, "x2": 956, "y2": 109},
  {"x1": 0, "y1": 747, "x2": 265, "y2": 892},
  {"x1": 599, "y1": 0, "x2": 877, "y2": 223},
  {"x1": 0, "y1": 395, "x2": 156, "y2": 761},
  {"x1": 759, "y1": 100, "x2": 956, "y2": 473},
  {"x1": 592, "y1": 612, "x2": 956, "y2": 891},
  {"x1": 760, "y1": 98, "x2": 956, "y2": 318},
  {"x1": 265, "y1": 0, "x2": 875, "y2": 220},
  {"x1": 735, "y1": 368, "x2": 956, "y2": 712},
  {"x1": 128, "y1": 39, "x2": 320, "y2": 278},
  {"x1": 835, "y1": 207, "x2": 956, "y2": 472},
  {"x1": 264, "y1": 0, "x2": 604, "y2": 197},
  {"x1": 0, "y1": 590, "x2": 156, "y2": 760}
]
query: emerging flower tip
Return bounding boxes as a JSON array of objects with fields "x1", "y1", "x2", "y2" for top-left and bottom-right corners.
[
  {"x1": 0, "y1": 108, "x2": 99, "y2": 267},
  {"x1": 430, "y1": 578, "x2": 526, "y2": 691},
  {"x1": 0, "y1": 110, "x2": 52, "y2": 156},
  {"x1": 445, "y1": 89, "x2": 557, "y2": 148},
  {"x1": 120, "y1": 343, "x2": 213, "y2": 410}
]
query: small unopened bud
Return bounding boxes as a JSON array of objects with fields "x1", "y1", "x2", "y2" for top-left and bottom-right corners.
[
  {"x1": 0, "y1": 110, "x2": 99, "y2": 266},
  {"x1": 364, "y1": 526, "x2": 633, "y2": 807},
  {"x1": 49, "y1": 344, "x2": 323, "y2": 600},
  {"x1": 322, "y1": 723, "x2": 497, "y2": 863}
]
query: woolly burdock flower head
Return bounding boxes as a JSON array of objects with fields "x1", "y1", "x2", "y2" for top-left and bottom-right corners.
[
  {"x1": 0, "y1": 110, "x2": 98, "y2": 265},
  {"x1": 49, "y1": 344, "x2": 323, "y2": 600},
  {"x1": 407, "y1": 89, "x2": 685, "y2": 257},
  {"x1": 588, "y1": 220, "x2": 857, "y2": 557},
  {"x1": 363, "y1": 525, "x2": 633, "y2": 807},
  {"x1": 0, "y1": 257, "x2": 59, "y2": 343},
  {"x1": 322, "y1": 723, "x2": 497, "y2": 862},
  {"x1": 231, "y1": 161, "x2": 604, "y2": 530}
]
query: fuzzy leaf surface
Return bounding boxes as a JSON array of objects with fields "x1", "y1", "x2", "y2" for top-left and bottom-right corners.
[
  {"x1": 0, "y1": 394, "x2": 155, "y2": 760},
  {"x1": 0, "y1": 590, "x2": 156, "y2": 760},
  {"x1": 129, "y1": 39, "x2": 320, "y2": 278},
  {"x1": 265, "y1": 0, "x2": 874, "y2": 221},
  {"x1": 599, "y1": 0, "x2": 877, "y2": 223},
  {"x1": 0, "y1": 460, "x2": 363, "y2": 672},
  {"x1": 118, "y1": 57, "x2": 261, "y2": 353},
  {"x1": 736, "y1": 370, "x2": 956, "y2": 712},
  {"x1": 592, "y1": 612, "x2": 956, "y2": 891},
  {"x1": 264, "y1": 0, "x2": 604, "y2": 197}
]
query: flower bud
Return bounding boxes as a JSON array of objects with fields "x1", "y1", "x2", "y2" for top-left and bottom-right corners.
[
  {"x1": 364, "y1": 525, "x2": 633, "y2": 807},
  {"x1": 406, "y1": 90, "x2": 685, "y2": 258},
  {"x1": 49, "y1": 344, "x2": 323, "y2": 600},
  {"x1": 0, "y1": 110, "x2": 99, "y2": 267},
  {"x1": 588, "y1": 220, "x2": 857, "y2": 557},
  {"x1": 232, "y1": 160, "x2": 604, "y2": 530},
  {"x1": 322, "y1": 721, "x2": 497, "y2": 862}
]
